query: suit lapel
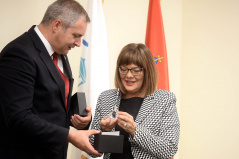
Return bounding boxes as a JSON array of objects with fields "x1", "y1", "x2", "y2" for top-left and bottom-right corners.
[
  {"x1": 61, "y1": 54, "x2": 73, "y2": 81},
  {"x1": 39, "y1": 52, "x2": 66, "y2": 105},
  {"x1": 28, "y1": 26, "x2": 66, "y2": 109},
  {"x1": 135, "y1": 93, "x2": 156, "y2": 124},
  {"x1": 61, "y1": 54, "x2": 74, "y2": 111}
]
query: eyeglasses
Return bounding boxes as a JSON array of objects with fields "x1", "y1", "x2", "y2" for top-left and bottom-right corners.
[{"x1": 118, "y1": 66, "x2": 143, "y2": 76}]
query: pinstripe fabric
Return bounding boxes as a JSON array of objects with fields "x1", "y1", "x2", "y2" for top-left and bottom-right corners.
[{"x1": 90, "y1": 89, "x2": 180, "y2": 159}]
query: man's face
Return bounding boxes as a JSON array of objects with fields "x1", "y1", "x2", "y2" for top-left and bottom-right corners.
[{"x1": 53, "y1": 18, "x2": 87, "y2": 54}]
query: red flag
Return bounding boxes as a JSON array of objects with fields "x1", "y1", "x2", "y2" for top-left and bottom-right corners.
[
  {"x1": 146, "y1": 3, "x2": 174, "y2": 159},
  {"x1": 145, "y1": 0, "x2": 169, "y2": 91}
]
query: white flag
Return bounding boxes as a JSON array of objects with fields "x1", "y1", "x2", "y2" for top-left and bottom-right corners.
[{"x1": 76, "y1": 0, "x2": 109, "y2": 158}]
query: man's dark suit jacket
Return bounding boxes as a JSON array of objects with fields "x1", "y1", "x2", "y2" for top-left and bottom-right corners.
[{"x1": 0, "y1": 26, "x2": 81, "y2": 159}]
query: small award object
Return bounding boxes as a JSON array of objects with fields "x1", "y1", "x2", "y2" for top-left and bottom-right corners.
[
  {"x1": 109, "y1": 105, "x2": 118, "y2": 119},
  {"x1": 108, "y1": 88, "x2": 120, "y2": 119}
]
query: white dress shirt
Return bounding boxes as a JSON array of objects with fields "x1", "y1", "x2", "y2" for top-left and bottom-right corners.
[{"x1": 34, "y1": 26, "x2": 64, "y2": 74}]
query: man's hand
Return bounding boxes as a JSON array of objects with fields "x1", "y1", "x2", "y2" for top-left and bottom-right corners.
[
  {"x1": 71, "y1": 106, "x2": 92, "y2": 129},
  {"x1": 67, "y1": 129, "x2": 102, "y2": 156}
]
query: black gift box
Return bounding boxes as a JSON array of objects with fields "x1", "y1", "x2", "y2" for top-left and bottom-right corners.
[
  {"x1": 94, "y1": 133, "x2": 124, "y2": 153},
  {"x1": 71, "y1": 92, "x2": 88, "y2": 117}
]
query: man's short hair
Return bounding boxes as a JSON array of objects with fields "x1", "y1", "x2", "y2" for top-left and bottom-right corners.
[{"x1": 41, "y1": 0, "x2": 90, "y2": 29}]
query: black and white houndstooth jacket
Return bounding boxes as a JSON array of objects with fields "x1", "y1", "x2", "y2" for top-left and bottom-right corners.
[{"x1": 90, "y1": 89, "x2": 180, "y2": 159}]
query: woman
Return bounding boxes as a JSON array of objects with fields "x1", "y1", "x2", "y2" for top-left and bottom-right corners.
[{"x1": 90, "y1": 43, "x2": 180, "y2": 159}]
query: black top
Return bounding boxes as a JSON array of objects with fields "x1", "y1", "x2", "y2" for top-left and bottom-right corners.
[{"x1": 110, "y1": 97, "x2": 144, "y2": 159}]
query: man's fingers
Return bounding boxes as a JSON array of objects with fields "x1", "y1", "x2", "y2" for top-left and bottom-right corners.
[
  {"x1": 87, "y1": 129, "x2": 101, "y2": 136},
  {"x1": 84, "y1": 142, "x2": 102, "y2": 156},
  {"x1": 71, "y1": 119, "x2": 77, "y2": 127},
  {"x1": 73, "y1": 115, "x2": 82, "y2": 123},
  {"x1": 73, "y1": 114, "x2": 91, "y2": 123},
  {"x1": 86, "y1": 106, "x2": 91, "y2": 112}
]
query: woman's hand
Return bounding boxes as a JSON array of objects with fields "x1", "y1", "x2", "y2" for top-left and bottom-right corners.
[
  {"x1": 100, "y1": 115, "x2": 118, "y2": 132},
  {"x1": 117, "y1": 111, "x2": 136, "y2": 136}
]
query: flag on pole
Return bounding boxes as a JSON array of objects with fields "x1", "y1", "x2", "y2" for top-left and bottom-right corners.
[
  {"x1": 145, "y1": 0, "x2": 169, "y2": 91},
  {"x1": 145, "y1": 0, "x2": 173, "y2": 158},
  {"x1": 77, "y1": 0, "x2": 109, "y2": 158}
]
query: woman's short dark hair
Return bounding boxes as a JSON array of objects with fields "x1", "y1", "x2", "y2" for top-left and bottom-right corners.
[{"x1": 114, "y1": 43, "x2": 158, "y2": 97}]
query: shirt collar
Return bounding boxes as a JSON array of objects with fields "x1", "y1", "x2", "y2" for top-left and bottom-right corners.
[{"x1": 34, "y1": 25, "x2": 54, "y2": 57}]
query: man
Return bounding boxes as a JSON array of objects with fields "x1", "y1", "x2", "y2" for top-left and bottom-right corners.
[{"x1": 0, "y1": 0, "x2": 102, "y2": 158}]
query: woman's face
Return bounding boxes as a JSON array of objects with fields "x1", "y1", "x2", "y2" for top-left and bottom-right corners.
[{"x1": 119, "y1": 64, "x2": 144, "y2": 98}]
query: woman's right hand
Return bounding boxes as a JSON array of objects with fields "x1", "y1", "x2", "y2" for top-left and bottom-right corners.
[{"x1": 100, "y1": 115, "x2": 118, "y2": 132}]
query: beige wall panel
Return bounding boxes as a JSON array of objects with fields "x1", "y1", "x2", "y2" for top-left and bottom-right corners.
[{"x1": 181, "y1": 0, "x2": 239, "y2": 158}]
